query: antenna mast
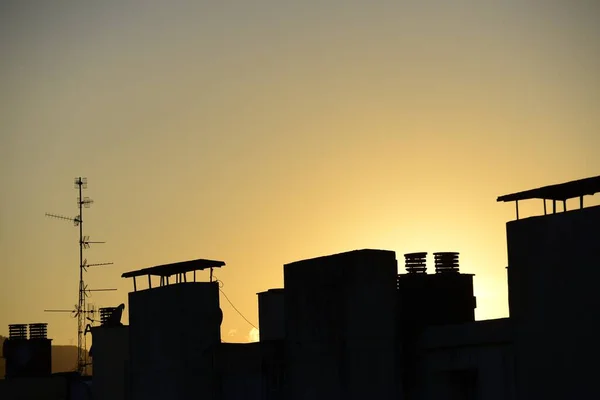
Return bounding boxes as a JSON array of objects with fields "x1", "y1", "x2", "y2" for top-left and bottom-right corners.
[{"x1": 45, "y1": 177, "x2": 115, "y2": 375}]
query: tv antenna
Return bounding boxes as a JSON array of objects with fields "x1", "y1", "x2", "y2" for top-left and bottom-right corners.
[{"x1": 45, "y1": 177, "x2": 115, "y2": 375}]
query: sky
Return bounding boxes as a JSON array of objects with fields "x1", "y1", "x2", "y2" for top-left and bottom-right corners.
[{"x1": 1, "y1": 1, "x2": 599, "y2": 346}]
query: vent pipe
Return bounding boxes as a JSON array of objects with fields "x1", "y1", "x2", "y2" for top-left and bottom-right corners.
[
  {"x1": 404, "y1": 252, "x2": 427, "y2": 274},
  {"x1": 29, "y1": 323, "x2": 48, "y2": 339},
  {"x1": 99, "y1": 304, "x2": 125, "y2": 326},
  {"x1": 8, "y1": 324, "x2": 27, "y2": 340},
  {"x1": 100, "y1": 307, "x2": 118, "y2": 325},
  {"x1": 434, "y1": 252, "x2": 460, "y2": 274}
]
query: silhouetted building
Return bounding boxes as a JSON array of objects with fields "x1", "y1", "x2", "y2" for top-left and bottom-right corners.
[
  {"x1": 90, "y1": 307, "x2": 128, "y2": 400},
  {"x1": 260, "y1": 340, "x2": 285, "y2": 400},
  {"x1": 397, "y1": 252, "x2": 476, "y2": 328},
  {"x1": 397, "y1": 252, "x2": 477, "y2": 399},
  {"x1": 122, "y1": 259, "x2": 225, "y2": 400},
  {"x1": 284, "y1": 249, "x2": 399, "y2": 400},
  {"x1": 0, "y1": 324, "x2": 93, "y2": 400},
  {"x1": 2, "y1": 323, "x2": 52, "y2": 379},
  {"x1": 217, "y1": 343, "x2": 262, "y2": 400},
  {"x1": 414, "y1": 318, "x2": 515, "y2": 400},
  {"x1": 9, "y1": 174, "x2": 597, "y2": 400},
  {"x1": 257, "y1": 289, "x2": 285, "y2": 400},
  {"x1": 257, "y1": 289, "x2": 285, "y2": 342},
  {"x1": 0, "y1": 372, "x2": 93, "y2": 400},
  {"x1": 498, "y1": 174, "x2": 600, "y2": 400}
]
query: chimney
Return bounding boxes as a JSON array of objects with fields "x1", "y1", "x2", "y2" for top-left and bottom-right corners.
[
  {"x1": 8, "y1": 324, "x2": 27, "y2": 340},
  {"x1": 404, "y1": 252, "x2": 427, "y2": 274},
  {"x1": 28, "y1": 323, "x2": 48, "y2": 340},
  {"x1": 4, "y1": 323, "x2": 52, "y2": 379},
  {"x1": 434, "y1": 252, "x2": 460, "y2": 274},
  {"x1": 100, "y1": 307, "x2": 118, "y2": 325}
]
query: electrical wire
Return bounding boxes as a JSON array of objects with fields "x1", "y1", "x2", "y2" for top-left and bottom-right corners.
[
  {"x1": 213, "y1": 276, "x2": 258, "y2": 330},
  {"x1": 219, "y1": 288, "x2": 258, "y2": 330}
]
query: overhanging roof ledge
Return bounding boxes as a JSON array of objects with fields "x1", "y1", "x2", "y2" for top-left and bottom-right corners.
[
  {"x1": 497, "y1": 175, "x2": 600, "y2": 203},
  {"x1": 121, "y1": 258, "x2": 225, "y2": 279}
]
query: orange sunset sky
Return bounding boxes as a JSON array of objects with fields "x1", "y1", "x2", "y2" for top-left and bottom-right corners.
[{"x1": 1, "y1": 1, "x2": 599, "y2": 345}]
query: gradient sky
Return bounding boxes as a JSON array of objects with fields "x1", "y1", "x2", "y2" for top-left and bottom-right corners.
[{"x1": 1, "y1": 1, "x2": 599, "y2": 345}]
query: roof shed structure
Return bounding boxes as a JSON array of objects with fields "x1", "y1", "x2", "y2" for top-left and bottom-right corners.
[
  {"x1": 497, "y1": 175, "x2": 600, "y2": 219},
  {"x1": 121, "y1": 258, "x2": 225, "y2": 291}
]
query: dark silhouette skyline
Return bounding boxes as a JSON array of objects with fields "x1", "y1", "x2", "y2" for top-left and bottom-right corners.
[
  {"x1": 2, "y1": 174, "x2": 600, "y2": 399},
  {"x1": 2, "y1": 1, "x2": 600, "y2": 347}
]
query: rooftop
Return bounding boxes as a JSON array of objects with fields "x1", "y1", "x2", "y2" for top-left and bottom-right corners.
[
  {"x1": 257, "y1": 288, "x2": 285, "y2": 295},
  {"x1": 284, "y1": 248, "x2": 396, "y2": 268},
  {"x1": 497, "y1": 175, "x2": 600, "y2": 203}
]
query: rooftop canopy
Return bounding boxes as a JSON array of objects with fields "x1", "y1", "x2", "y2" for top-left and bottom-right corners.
[
  {"x1": 122, "y1": 258, "x2": 225, "y2": 291},
  {"x1": 497, "y1": 175, "x2": 600, "y2": 203},
  {"x1": 121, "y1": 258, "x2": 225, "y2": 279}
]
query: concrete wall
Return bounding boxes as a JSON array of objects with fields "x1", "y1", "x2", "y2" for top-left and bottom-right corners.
[
  {"x1": 0, "y1": 376, "x2": 67, "y2": 400},
  {"x1": 257, "y1": 289, "x2": 285, "y2": 342},
  {"x1": 506, "y1": 205, "x2": 600, "y2": 399},
  {"x1": 216, "y1": 343, "x2": 262, "y2": 400},
  {"x1": 2, "y1": 338, "x2": 52, "y2": 379},
  {"x1": 342, "y1": 255, "x2": 398, "y2": 399},
  {"x1": 261, "y1": 340, "x2": 284, "y2": 400},
  {"x1": 128, "y1": 282, "x2": 222, "y2": 400},
  {"x1": 0, "y1": 374, "x2": 92, "y2": 400},
  {"x1": 415, "y1": 319, "x2": 516, "y2": 400},
  {"x1": 91, "y1": 325, "x2": 128, "y2": 400},
  {"x1": 397, "y1": 273, "x2": 476, "y2": 327},
  {"x1": 283, "y1": 249, "x2": 398, "y2": 400}
]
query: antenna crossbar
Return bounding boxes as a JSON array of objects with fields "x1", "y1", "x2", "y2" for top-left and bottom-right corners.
[
  {"x1": 45, "y1": 213, "x2": 81, "y2": 225},
  {"x1": 87, "y1": 262, "x2": 114, "y2": 267}
]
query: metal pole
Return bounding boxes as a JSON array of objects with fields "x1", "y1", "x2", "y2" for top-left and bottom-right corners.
[
  {"x1": 78, "y1": 179, "x2": 85, "y2": 375},
  {"x1": 543, "y1": 199, "x2": 547, "y2": 215}
]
